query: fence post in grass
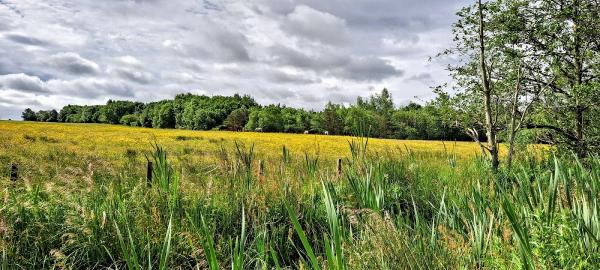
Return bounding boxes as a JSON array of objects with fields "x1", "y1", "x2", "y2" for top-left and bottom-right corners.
[
  {"x1": 146, "y1": 161, "x2": 153, "y2": 186},
  {"x1": 257, "y1": 160, "x2": 264, "y2": 183},
  {"x1": 336, "y1": 158, "x2": 342, "y2": 177},
  {"x1": 10, "y1": 164, "x2": 18, "y2": 182}
]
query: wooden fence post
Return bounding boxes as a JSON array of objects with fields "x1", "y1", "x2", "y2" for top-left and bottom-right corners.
[
  {"x1": 10, "y1": 164, "x2": 18, "y2": 182},
  {"x1": 257, "y1": 160, "x2": 264, "y2": 182},
  {"x1": 336, "y1": 158, "x2": 342, "y2": 177},
  {"x1": 146, "y1": 161, "x2": 153, "y2": 186}
]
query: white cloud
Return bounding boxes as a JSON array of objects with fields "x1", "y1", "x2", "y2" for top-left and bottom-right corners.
[{"x1": 115, "y1": 56, "x2": 143, "y2": 67}]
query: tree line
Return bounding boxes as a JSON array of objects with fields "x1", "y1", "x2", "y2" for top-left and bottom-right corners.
[{"x1": 21, "y1": 89, "x2": 471, "y2": 141}]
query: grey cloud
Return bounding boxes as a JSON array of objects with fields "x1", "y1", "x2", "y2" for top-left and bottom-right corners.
[
  {"x1": 181, "y1": 60, "x2": 205, "y2": 72},
  {"x1": 0, "y1": 95, "x2": 41, "y2": 106},
  {"x1": 48, "y1": 52, "x2": 100, "y2": 75},
  {"x1": 131, "y1": 0, "x2": 162, "y2": 3},
  {"x1": 256, "y1": 87, "x2": 297, "y2": 101},
  {"x1": 259, "y1": 0, "x2": 468, "y2": 31},
  {"x1": 284, "y1": 5, "x2": 349, "y2": 45},
  {"x1": 183, "y1": 0, "x2": 223, "y2": 15},
  {"x1": 343, "y1": 12, "x2": 442, "y2": 32},
  {"x1": 213, "y1": 31, "x2": 251, "y2": 62},
  {"x1": 161, "y1": 71, "x2": 205, "y2": 84},
  {"x1": 166, "y1": 26, "x2": 251, "y2": 63},
  {"x1": 0, "y1": 53, "x2": 54, "y2": 81},
  {"x1": 337, "y1": 57, "x2": 403, "y2": 81},
  {"x1": 0, "y1": 1, "x2": 24, "y2": 18},
  {"x1": 258, "y1": 0, "x2": 470, "y2": 58},
  {"x1": 297, "y1": 91, "x2": 321, "y2": 103},
  {"x1": 270, "y1": 45, "x2": 315, "y2": 68},
  {"x1": 4, "y1": 33, "x2": 48, "y2": 46},
  {"x1": 202, "y1": 0, "x2": 222, "y2": 12},
  {"x1": 269, "y1": 70, "x2": 321, "y2": 84},
  {"x1": 0, "y1": 21, "x2": 10, "y2": 31},
  {"x1": 405, "y1": 72, "x2": 433, "y2": 83},
  {"x1": 111, "y1": 67, "x2": 153, "y2": 84},
  {"x1": 270, "y1": 45, "x2": 348, "y2": 70},
  {"x1": 0, "y1": 73, "x2": 48, "y2": 93},
  {"x1": 270, "y1": 45, "x2": 401, "y2": 81},
  {"x1": 47, "y1": 78, "x2": 135, "y2": 99},
  {"x1": 108, "y1": 56, "x2": 153, "y2": 84},
  {"x1": 0, "y1": 61, "x2": 8, "y2": 74}
]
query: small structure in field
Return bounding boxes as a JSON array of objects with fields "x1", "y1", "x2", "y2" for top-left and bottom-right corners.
[{"x1": 10, "y1": 164, "x2": 18, "y2": 182}]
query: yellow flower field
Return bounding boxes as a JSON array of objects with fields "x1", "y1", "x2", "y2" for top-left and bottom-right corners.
[
  {"x1": 0, "y1": 120, "x2": 546, "y2": 190},
  {"x1": 0, "y1": 120, "x2": 484, "y2": 161}
]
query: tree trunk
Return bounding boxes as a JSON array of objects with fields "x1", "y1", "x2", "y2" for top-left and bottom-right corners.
[
  {"x1": 575, "y1": 105, "x2": 585, "y2": 157},
  {"x1": 507, "y1": 66, "x2": 526, "y2": 170},
  {"x1": 478, "y1": 0, "x2": 499, "y2": 170},
  {"x1": 507, "y1": 87, "x2": 519, "y2": 169},
  {"x1": 485, "y1": 98, "x2": 499, "y2": 170}
]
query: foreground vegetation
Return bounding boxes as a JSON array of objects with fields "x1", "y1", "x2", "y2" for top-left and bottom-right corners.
[{"x1": 1, "y1": 121, "x2": 597, "y2": 269}]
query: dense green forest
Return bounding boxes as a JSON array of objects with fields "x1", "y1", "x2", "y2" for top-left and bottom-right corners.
[{"x1": 21, "y1": 89, "x2": 471, "y2": 141}]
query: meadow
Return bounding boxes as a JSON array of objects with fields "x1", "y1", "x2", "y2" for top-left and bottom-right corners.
[
  {"x1": 0, "y1": 121, "x2": 598, "y2": 269},
  {"x1": 0, "y1": 120, "x2": 483, "y2": 161}
]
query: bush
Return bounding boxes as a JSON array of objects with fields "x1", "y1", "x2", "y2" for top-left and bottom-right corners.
[{"x1": 120, "y1": 114, "x2": 140, "y2": 126}]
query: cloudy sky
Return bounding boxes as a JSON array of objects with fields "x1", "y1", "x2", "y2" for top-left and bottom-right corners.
[{"x1": 0, "y1": 0, "x2": 469, "y2": 119}]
